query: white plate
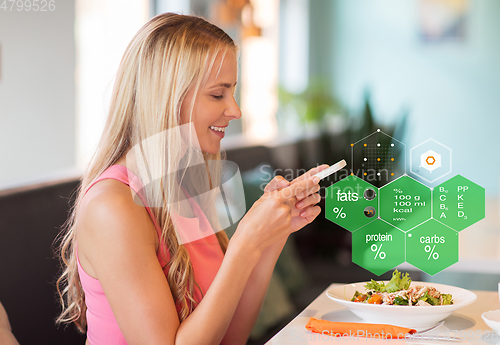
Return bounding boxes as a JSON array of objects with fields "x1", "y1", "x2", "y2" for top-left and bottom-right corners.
[
  {"x1": 326, "y1": 281, "x2": 477, "y2": 331},
  {"x1": 482, "y1": 309, "x2": 500, "y2": 334}
]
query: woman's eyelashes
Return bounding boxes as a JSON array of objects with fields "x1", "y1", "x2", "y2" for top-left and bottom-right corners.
[{"x1": 211, "y1": 94, "x2": 223, "y2": 100}]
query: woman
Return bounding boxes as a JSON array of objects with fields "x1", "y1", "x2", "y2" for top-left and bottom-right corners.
[
  {"x1": 0, "y1": 302, "x2": 19, "y2": 345},
  {"x1": 56, "y1": 13, "x2": 326, "y2": 344}
]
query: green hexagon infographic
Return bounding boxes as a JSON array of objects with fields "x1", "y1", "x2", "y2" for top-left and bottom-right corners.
[
  {"x1": 352, "y1": 219, "x2": 406, "y2": 276},
  {"x1": 380, "y1": 176, "x2": 432, "y2": 231},
  {"x1": 325, "y1": 175, "x2": 378, "y2": 232},
  {"x1": 406, "y1": 219, "x2": 458, "y2": 275},
  {"x1": 433, "y1": 175, "x2": 485, "y2": 231},
  {"x1": 325, "y1": 132, "x2": 487, "y2": 276}
]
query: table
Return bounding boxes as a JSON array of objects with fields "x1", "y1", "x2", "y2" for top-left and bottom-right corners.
[{"x1": 266, "y1": 284, "x2": 500, "y2": 344}]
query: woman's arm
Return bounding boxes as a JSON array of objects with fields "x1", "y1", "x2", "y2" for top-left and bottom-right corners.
[
  {"x1": 221, "y1": 165, "x2": 327, "y2": 344},
  {"x1": 78, "y1": 177, "x2": 318, "y2": 345},
  {"x1": 81, "y1": 182, "x2": 260, "y2": 345},
  {"x1": 0, "y1": 302, "x2": 19, "y2": 345},
  {"x1": 220, "y1": 237, "x2": 287, "y2": 345}
]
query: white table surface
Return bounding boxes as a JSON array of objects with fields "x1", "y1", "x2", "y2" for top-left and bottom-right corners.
[{"x1": 265, "y1": 284, "x2": 500, "y2": 345}]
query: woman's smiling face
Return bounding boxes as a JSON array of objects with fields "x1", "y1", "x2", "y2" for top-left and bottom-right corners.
[{"x1": 180, "y1": 49, "x2": 241, "y2": 154}]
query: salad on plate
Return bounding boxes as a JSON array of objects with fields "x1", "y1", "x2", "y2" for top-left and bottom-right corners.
[{"x1": 351, "y1": 270, "x2": 453, "y2": 306}]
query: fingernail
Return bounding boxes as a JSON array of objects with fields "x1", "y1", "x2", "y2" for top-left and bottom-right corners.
[
  {"x1": 296, "y1": 201, "x2": 304, "y2": 209},
  {"x1": 280, "y1": 179, "x2": 290, "y2": 186},
  {"x1": 300, "y1": 211, "x2": 306, "y2": 217},
  {"x1": 312, "y1": 176, "x2": 320, "y2": 184}
]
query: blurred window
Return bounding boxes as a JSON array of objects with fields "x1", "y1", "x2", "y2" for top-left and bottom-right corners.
[
  {"x1": 279, "y1": 0, "x2": 309, "y2": 94},
  {"x1": 75, "y1": 0, "x2": 149, "y2": 169}
]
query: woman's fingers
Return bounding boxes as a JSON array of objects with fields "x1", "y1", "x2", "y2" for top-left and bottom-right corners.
[
  {"x1": 264, "y1": 164, "x2": 327, "y2": 200},
  {"x1": 295, "y1": 183, "x2": 320, "y2": 201},
  {"x1": 278, "y1": 175, "x2": 320, "y2": 201},
  {"x1": 264, "y1": 175, "x2": 290, "y2": 193},
  {"x1": 295, "y1": 192, "x2": 321, "y2": 210},
  {"x1": 298, "y1": 205, "x2": 321, "y2": 221},
  {"x1": 291, "y1": 164, "x2": 329, "y2": 184}
]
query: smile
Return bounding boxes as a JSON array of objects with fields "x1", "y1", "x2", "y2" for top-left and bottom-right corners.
[
  {"x1": 209, "y1": 126, "x2": 225, "y2": 132},
  {"x1": 209, "y1": 125, "x2": 226, "y2": 139}
]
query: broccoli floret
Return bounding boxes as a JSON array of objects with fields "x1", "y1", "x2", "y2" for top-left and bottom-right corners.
[{"x1": 441, "y1": 294, "x2": 453, "y2": 305}]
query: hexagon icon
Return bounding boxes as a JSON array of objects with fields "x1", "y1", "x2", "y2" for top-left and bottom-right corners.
[
  {"x1": 380, "y1": 175, "x2": 432, "y2": 231},
  {"x1": 433, "y1": 175, "x2": 485, "y2": 231},
  {"x1": 352, "y1": 219, "x2": 405, "y2": 276},
  {"x1": 410, "y1": 139, "x2": 451, "y2": 184},
  {"x1": 325, "y1": 175, "x2": 378, "y2": 232},
  {"x1": 406, "y1": 219, "x2": 458, "y2": 275},
  {"x1": 351, "y1": 129, "x2": 406, "y2": 187},
  {"x1": 421, "y1": 150, "x2": 441, "y2": 172}
]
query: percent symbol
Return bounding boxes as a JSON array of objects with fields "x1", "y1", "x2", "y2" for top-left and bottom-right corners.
[
  {"x1": 425, "y1": 245, "x2": 439, "y2": 260},
  {"x1": 371, "y1": 244, "x2": 386, "y2": 259},
  {"x1": 333, "y1": 207, "x2": 346, "y2": 219},
  {"x1": 393, "y1": 188, "x2": 403, "y2": 194}
]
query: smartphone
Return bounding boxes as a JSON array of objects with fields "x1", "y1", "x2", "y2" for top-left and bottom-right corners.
[{"x1": 313, "y1": 159, "x2": 347, "y2": 180}]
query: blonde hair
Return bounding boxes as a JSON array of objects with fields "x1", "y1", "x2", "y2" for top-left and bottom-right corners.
[{"x1": 56, "y1": 13, "x2": 236, "y2": 332}]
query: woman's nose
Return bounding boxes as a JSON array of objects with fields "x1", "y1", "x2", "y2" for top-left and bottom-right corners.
[{"x1": 224, "y1": 96, "x2": 242, "y2": 119}]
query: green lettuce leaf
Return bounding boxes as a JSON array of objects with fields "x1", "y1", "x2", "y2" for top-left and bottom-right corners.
[
  {"x1": 384, "y1": 269, "x2": 412, "y2": 293},
  {"x1": 419, "y1": 291, "x2": 439, "y2": 305},
  {"x1": 393, "y1": 296, "x2": 409, "y2": 305},
  {"x1": 364, "y1": 279, "x2": 386, "y2": 292}
]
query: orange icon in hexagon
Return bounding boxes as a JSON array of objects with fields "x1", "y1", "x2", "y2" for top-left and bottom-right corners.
[{"x1": 420, "y1": 150, "x2": 441, "y2": 172}]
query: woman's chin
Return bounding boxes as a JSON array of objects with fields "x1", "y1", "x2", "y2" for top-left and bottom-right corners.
[{"x1": 201, "y1": 143, "x2": 221, "y2": 155}]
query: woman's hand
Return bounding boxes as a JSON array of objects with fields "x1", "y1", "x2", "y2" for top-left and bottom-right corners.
[
  {"x1": 231, "y1": 174, "x2": 321, "y2": 257},
  {"x1": 265, "y1": 164, "x2": 328, "y2": 233},
  {"x1": 289, "y1": 164, "x2": 328, "y2": 231},
  {"x1": 220, "y1": 165, "x2": 329, "y2": 344}
]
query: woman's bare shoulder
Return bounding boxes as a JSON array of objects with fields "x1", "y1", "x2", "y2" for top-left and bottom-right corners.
[
  {"x1": 77, "y1": 179, "x2": 158, "y2": 254},
  {"x1": 79, "y1": 179, "x2": 142, "y2": 223}
]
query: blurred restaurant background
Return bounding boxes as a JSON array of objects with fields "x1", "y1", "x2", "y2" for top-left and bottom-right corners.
[{"x1": 1, "y1": 0, "x2": 500, "y2": 343}]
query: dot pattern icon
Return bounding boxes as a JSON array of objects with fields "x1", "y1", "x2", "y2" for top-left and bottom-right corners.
[{"x1": 351, "y1": 129, "x2": 406, "y2": 186}]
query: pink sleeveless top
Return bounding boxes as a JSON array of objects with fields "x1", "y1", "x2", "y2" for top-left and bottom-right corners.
[{"x1": 77, "y1": 165, "x2": 224, "y2": 344}]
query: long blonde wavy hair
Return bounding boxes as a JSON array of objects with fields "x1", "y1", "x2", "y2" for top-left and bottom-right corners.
[{"x1": 56, "y1": 12, "x2": 235, "y2": 332}]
